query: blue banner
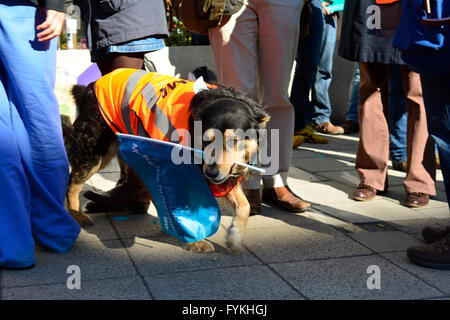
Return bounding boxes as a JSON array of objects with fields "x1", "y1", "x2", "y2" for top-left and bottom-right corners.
[{"x1": 116, "y1": 133, "x2": 221, "y2": 243}]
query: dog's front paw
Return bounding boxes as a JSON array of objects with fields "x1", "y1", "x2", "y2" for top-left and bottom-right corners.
[
  {"x1": 185, "y1": 240, "x2": 215, "y2": 253},
  {"x1": 70, "y1": 210, "x2": 94, "y2": 226},
  {"x1": 225, "y1": 226, "x2": 244, "y2": 252}
]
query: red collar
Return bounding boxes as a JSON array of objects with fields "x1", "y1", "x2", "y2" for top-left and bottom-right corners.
[{"x1": 207, "y1": 176, "x2": 243, "y2": 197}]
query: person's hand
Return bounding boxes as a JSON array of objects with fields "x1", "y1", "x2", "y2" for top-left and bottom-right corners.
[
  {"x1": 322, "y1": 1, "x2": 331, "y2": 16},
  {"x1": 36, "y1": 10, "x2": 65, "y2": 42}
]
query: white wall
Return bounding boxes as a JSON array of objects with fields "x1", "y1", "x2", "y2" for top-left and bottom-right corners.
[{"x1": 56, "y1": 45, "x2": 353, "y2": 123}]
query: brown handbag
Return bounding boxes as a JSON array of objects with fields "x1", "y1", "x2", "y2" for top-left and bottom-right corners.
[{"x1": 168, "y1": 0, "x2": 244, "y2": 35}]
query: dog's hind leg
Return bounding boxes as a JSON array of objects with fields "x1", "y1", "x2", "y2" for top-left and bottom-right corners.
[
  {"x1": 224, "y1": 182, "x2": 250, "y2": 252},
  {"x1": 67, "y1": 142, "x2": 118, "y2": 226}
]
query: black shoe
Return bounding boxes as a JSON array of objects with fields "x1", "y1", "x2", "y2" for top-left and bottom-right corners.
[
  {"x1": 422, "y1": 226, "x2": 450, "y2": 244},
  {"x1": 84, "y1": 200, "x2": 150, "y2": 214},
  {"x1": 407, "y1": 234, "x2": 450, "y2": 270},
  {"x1": 392, "y1": 161, "x2": 408, "y2": 173}
]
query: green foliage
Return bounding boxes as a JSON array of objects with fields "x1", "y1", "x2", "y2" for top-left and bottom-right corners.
[{"x1": 165, "y1": 16, "x2": 192, "y2": 46}]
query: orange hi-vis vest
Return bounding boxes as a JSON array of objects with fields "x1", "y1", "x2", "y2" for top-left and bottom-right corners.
[{"x1": 95, "y1": 68, "x2": 195, "y2": 145}]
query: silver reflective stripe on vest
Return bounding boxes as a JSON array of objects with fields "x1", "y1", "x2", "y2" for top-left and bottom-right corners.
[
  {"x1": 121, "y1": 70, "x2": 149, "y2": 135},
  {"x1": 141, "y1": 82, "x2": 179, "y2": 143}
]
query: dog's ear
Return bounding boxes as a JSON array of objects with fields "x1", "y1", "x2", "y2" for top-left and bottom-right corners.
[
  {"x1": 255, "y1": 110, "x2": 270, "y2": 129},
  {"x1": 245, "y1": 102, "x2": 270, "y2": 129},
  {"x1": 71, "y1": 85, "x2": 88, "y2": 107},
  {"x1": 190, "y1": 89, "x2": 210, "y2": 120}
]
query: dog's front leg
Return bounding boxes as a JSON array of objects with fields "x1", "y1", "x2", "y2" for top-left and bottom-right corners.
[
  {"x1": 225, "y1": 182, "x2": 250, "y2": 251},
  {"x1": 67, "y1": 180, "x2": 93, "y2": 226}
]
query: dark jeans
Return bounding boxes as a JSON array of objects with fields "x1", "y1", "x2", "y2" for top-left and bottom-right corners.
[
  {"x1": 311, "y1": 14, "x2": 338, "y2": 125},
  {"x1": 420, "y1": 73, "x2": 450, "y2": 206},
  {"x1": 290, "y1": 0, "x2": 324, "y2": 132}
]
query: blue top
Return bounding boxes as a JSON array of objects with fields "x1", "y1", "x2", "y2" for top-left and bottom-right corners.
[{"x1": 393, "y1": 0, "x2": 450, "y2": 75}]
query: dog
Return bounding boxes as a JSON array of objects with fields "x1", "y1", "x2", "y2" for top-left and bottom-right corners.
[{"x1": 64, "y1": 69, "x2": 269, "y2": 252}]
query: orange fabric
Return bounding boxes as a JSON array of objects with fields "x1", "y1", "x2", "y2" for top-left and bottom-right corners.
[{"x1": 95, "y1": 68, "x2": 195, "y2": 144}]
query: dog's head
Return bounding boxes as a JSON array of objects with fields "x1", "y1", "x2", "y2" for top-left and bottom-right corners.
[{"x1": 190, "y1": 87, "x2": 270, "y2": 184}]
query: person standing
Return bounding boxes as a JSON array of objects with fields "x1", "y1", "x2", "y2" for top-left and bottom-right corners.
[
  {"x1": 393, "y1": 0, "x2": 450, "y2": 269},
  {"x1": 290, "y1": 0, "x2": 329, "y2": 147},
  {"x1": 208, "y1": 0, "x2": 311, "y2": 214},
  {"x1": 74, "y1": 0, "x2": 169, "y2": 213},
  {"x1": 309, "y1": 1, "x2": 344, "y2": 135},
  {"x1": 0, "y1": 0, "x2": 81, "y2": 269},
  {"x1": 339, "y1": 0, "x2": 436, "y2": 207}
]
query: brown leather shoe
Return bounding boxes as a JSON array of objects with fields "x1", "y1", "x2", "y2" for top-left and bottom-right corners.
[
  {"x1": 407, "y1": 234, "x2": 450, "y2": 270},
  {"x1": 244, "y1": 189, "x2": 262, "y2": 216},
  {"x1": 422, "y1": 226, "x2": 450, "y2": 244},
  {"x1": 311, "y1": 121, "x2": 344, "y2": 135},
  {"x1": 405, "y1": 192, "x2": 430, "y2": 208},
  {"x1": 262, "y1": 186, "x2": 311, "y2": 213},
  {"x1": 353, "y1": 184, "x2": 377, "y2": 201}
]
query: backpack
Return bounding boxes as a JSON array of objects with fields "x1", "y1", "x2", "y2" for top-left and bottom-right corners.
[{"x1": 167, "y1": 0, "x2": 244, "y2": 35}]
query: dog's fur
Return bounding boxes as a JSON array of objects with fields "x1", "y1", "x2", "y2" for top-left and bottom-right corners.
[{"x1": 65, "y1": 81, "x2": 269, "y2": 252}]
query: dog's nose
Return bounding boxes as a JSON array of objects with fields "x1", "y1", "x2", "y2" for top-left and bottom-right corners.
[{"x1": 205, "y1": 165, "x2": 220, "y2": 179}]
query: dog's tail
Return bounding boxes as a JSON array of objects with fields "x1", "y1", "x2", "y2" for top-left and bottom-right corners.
[{"x1": 71, "y1": 84, "x2": 89, "y2": 115}]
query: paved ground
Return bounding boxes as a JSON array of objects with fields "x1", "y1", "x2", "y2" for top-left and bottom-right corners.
[{"x1": 1, "y1": 133, "x2": 449, "y2": 300}]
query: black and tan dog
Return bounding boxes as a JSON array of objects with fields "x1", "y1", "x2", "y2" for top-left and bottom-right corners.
[{"x1": 65, "y1": 70, "x2": 269, "y2": 252}]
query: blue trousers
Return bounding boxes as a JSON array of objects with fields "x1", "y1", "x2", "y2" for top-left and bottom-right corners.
[
  {"x1": 420, "y1": 73, "x2": 450, "y2": 207},
  {"x1": 290, "y1": 0, "x2": 324, "y2": 132},
  {"x1": 311, "y1": 14, "x2": 338, "y2": 125},
  {"x1": 0, "y1": 2, "x2": 80, "y2": 268}
]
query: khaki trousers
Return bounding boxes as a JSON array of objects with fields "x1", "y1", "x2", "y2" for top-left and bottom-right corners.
[
  {"x1": 356, "y1": 62, "x2": 436, "y2": 195},
  {"x1": 208, "y1": 0, "x2": 305, "y2": 189}
]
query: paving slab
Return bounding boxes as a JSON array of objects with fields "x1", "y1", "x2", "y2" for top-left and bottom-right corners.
[
  {"x1": 98, "y1": 157, "x2": 121, "y2": 173},
  {"x1": 350, "y1": 231, "x2": 423, "y2": 253},
  {"x1": 220, "y1": 209, "x2": 318, "y2": 230},
  {"x1": 291, "y1": 149, "x2": 322, "y2": 159},
  {"x1": 77, "y1": 213, "x2": 119, "y2": 243},
  {"x1": 1, "y1": 240, "x2": 136, "y2": 288},
  {"x1": 416, "y1": 206, "x2": 450, "y2": 219},
  {"x1": 386, "y1": 219, "x2": 445, "y2": 241},
  {"x1": 316, "y1": 199, "x2": 432, "y2": 224},
  {"x1": 287, "y1": 166, "x2": 328, "y2": 183},
  {"x1": 242, "y1": 223, "x2": 371, "y2": 264},
  {"x1": 291, "y1": 157, "x2": 354, "y2": 173},
  {"x1": 287, "y1": 180, "x2": 369, "y2": 207},
  {"x1": 123, "y1": 226, "x2": 262, "y2": 277},
  {"x1": 109, "y1": 213, "x2": 166, "y2": 239},
  {"x1": 85, "y1": 171, "x2": 118, "y2": 191},
  {"x1": 317, "y1": 169, "x2": 406, "y2": 188},
  {"x1": 270, "y1": 255, "x2": 445, "y2": 300},
  {"x1": 144, "y1": 265, "x2": 304, "y2": 300},
  {"x1": 381, "y1": 252, "x2": 450, "y2": 295},
  {"x1": 2, "y1": 277, "x2": 151, "y2": 300}
]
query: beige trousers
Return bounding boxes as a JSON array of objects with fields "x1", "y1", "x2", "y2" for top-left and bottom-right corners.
[
  {"x1": 208, "y1": 0, "x2": 305, "y2": 189},
  {"x1": 356, "y1": 62, "x2": 436, "y2": 195}
]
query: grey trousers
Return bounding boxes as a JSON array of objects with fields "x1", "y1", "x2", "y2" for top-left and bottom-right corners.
[{"x1": 208, "y1": 0, "x2": 305, "y2": 189}]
